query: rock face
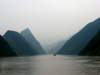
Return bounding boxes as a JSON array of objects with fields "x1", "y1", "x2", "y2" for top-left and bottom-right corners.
[
  {"x1": 20, "y1": 28, "x2": 46, "y2": 54},
  {"x1": 57, "y1": 18, "x2": 100, "y2": 55},
  {"x1": 78, "y1": 30, "x2": 100, "y2": 56},
  {"x1": 3, "y1": 30, "x2": 38, "y2": 56},
  {"x1": 0, "y1": 35, "x2": 17, "y2": 57}
]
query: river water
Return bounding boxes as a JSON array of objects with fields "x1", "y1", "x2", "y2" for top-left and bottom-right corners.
[{"x1": 0, "y1": 54, "x2": 100, "y2": 75}]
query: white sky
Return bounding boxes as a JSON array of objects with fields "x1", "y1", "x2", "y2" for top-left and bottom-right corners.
[{"x1": 0, "y1": 0, "x2": 100, "y2": 47}]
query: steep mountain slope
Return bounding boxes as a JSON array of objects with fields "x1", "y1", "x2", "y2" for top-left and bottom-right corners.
[
  {"x1": 44, "y1": 35, "x2": 73, "y2": 54},
  {"x1": 78, "y1": 30, "x2": 100, "y2": 56},
  {"x1": 57, "y1": 18, "x2": 100, "y2": 55},
  {"x1": 4, "y1": 37, "x2": 25, "y2": 56},
  {"x1": 20, "y1": 28, "x2": 46, "y2": 54},
  {"x1": 47, "y1": 35, "x2": 73, "y2": 54},
  {"x1": 0, "y1": 35, "x2": 17, "y2": 57},
  {"x1": 48, "y1": 40, "x2": 66, "y2": 54},
  {"x1": 43, "y1": 40, "x2": 63, "y2": 53},
  {"x1": 3, "y1": 30, "x2": 38, "y2": 55}
]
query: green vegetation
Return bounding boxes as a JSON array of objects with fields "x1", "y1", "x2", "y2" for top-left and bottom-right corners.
[
  {"x1": 79, "y1": 30, "x2": 100, "y2": 56},
  {"x1": 3, "y1": 30, "x2": 38, "y2": 55},
  {"x1": 57, "y1": 18, "x2": 100, "y2": 55},
  {"x1": 0, "y1": 35, "x2": 17, "y2": 57},
  {"x1": 20, "y1": 28, "x2": 46, "y2": 54}
]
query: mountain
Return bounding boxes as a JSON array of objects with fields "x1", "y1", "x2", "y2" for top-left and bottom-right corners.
[
  {"x1": 0, "y1": 35, "x2": 17, "y2": 57},
  {"x1": 78, "y1": 30, "x2": 100, "y2": 56},
  {"x1": 3, "y1": 30, "x2": 38, "y2": 55},
  {"x1": 48, "y1": 40, "x2": 66, "y2": 54},
  {"x1": 43, "y1": 40, "x2": 63, "y2": 53},
  {"x1": 20, "y1": 28, "x2": 46, "y2": 54},
  {"x1": 47, "y1": 35, "x2": 73, "y2": 54},
  {"x1": 3, "y1": 37, "x2": 25, "y2": 56},
  {"x1": 57, "y1": 17, "x2": 100, "y2": 55}
]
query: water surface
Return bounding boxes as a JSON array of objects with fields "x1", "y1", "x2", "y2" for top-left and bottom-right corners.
[{"x1": 0, "y1": 54, "x2": 100, "y2": 75}]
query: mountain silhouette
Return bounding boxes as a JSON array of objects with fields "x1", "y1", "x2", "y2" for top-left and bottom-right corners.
[
  {"x1": 43, "y1": 40, "x2": 64, "y2": 53},
  {"x1": 48, "y1": 40, "x2": 66, "y2": 54},
  {"x1": 20, "y1": 28, "x2": 46, "y2": 54},
  {"x1": 3, "y1": 30, "x2": 38, "y2": 55},
  {"x1": 47, "y1": 35, "x2": 73, "y2": 54},
  {"x1": 57, "y1": 18, "x2": 100, "y2": 55},
  {"x1": 4, "y1": 37, "x2": 26, "y2": 56},
  {"x1": 0, "y1": 35, "x2": 17, "y2": 57},
  {"x1": 79, "y1": 30, "x2": 100, "y2": 56}
]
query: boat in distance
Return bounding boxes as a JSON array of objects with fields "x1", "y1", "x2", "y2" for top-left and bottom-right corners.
[{"x1": 54, "y1": 53, "x2": 56, "y2": 56}]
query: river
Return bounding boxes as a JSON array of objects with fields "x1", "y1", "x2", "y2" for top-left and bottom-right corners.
[{"x1": 0, "y1": 54, "x2": 100, "y2": 75}]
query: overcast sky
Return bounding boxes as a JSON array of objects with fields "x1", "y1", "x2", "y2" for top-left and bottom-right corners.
[{"x1": 0, "y1": 0, "x2": 100, "y2": 47}]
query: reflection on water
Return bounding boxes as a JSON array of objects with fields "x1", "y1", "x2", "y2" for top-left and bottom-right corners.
[{"x1": 0, "y1": 55, "x2": 100, "y2": 75}]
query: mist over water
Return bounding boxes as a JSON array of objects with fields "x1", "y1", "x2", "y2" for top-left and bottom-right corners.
[{"x1": 0, "y1": 55, "x2": 100, "y2": 75}]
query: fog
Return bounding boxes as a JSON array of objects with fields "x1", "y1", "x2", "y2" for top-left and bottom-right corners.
[{"x1": 0, "y1": 0, "x2": 100, "y2": 47}]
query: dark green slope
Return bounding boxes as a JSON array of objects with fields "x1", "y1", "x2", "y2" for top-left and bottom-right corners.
[
  {"x1": 20, "y1": 28, "x2": 46, "y2": 54},
  {"x1": 3, "y1": 30, "x2": 38, "y2": 55},
  {"x1": 57, "y1": 18, "x2": 100, "y2": 55},
  {"x1": 3, "y1": 37, "x2": 25, "y2": 56},
  {"x1": 48, "y1": 40, "x2": 66, "y2": 54},
  {"x1": 0, "y1": 35, "x2": 17, "y2": 57},
  {"x1": 79, "y1": 30, "x2": 100, "y2": 56}
]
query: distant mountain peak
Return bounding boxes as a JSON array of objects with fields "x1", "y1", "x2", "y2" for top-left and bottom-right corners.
[
  {"x1": 6, "y1": 30, "x2": 18, "y2": 33},
  {"x1": 57, "y1": 17, "x2": 100, "y2": 55},
  {"x1": 4, "y1": 30, "x2": 19, "y2": 36},
  {"x1": 6, "y1": 30, "x2": 14, "y2": 32},
  {"x1": 25, "y1": 28, "x2": 30, "y2": 31},
  {"x1": 20, "y1": 28, "x2": 32, "y2": 36},
  {"x1": 20, "y1": 28, "x2": 46, "y2": 54},
  {"x1": 3, "y1": 30, "x2": 38, "y2": 55},
  {"x1": 21, "y1": 28, "x2": 31, "y2": 32}
]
